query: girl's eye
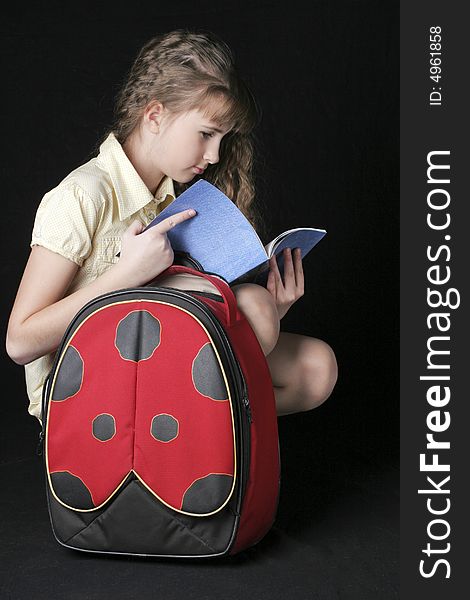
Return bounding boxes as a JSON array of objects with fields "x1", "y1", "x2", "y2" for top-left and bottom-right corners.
[{"x1": 201, "y1": 131, "x2": 214, "y2": 139}]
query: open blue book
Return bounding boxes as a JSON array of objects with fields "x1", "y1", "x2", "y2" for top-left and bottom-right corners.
[{"x1": 143, "y1": 180, "x2": 326, "y2": 286}]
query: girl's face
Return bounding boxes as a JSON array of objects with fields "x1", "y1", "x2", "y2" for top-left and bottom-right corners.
[{"x1": 152, "y1": 107, "x2": 231, "y2": 183}]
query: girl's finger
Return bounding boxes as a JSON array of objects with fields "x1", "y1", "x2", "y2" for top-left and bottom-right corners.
[
  {"x1": 283, "y1": 248, "x2": 295, "y2": 286},
  {"x1": 126, "y1": 220, "x2": 145, "y2": 236},
  {"x1": 152, "y1": 209, "x2": 197, "y2": 235},
  {"x1": 270, "y1": 254, "x2": 281, "y2": 280},
  {"x1": 294, "y1": 248, "x2": 304, "y2": 291},
  {"x1": 267, "y1": 265, "x2": 277, "y2": 296}
]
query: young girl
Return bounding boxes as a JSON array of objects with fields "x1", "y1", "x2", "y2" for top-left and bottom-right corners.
[{"x1": 6, "y1": 29, "x2": 337, "y2": 422}]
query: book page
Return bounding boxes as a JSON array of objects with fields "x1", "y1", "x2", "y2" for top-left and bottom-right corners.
[{"x1": 264, "y1": 227, "x2": 327, "y2": 257}]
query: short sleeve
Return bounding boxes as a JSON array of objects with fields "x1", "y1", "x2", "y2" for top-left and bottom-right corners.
[{"x1": 30, "y1": 184, "x2": 101, "y2": 267}]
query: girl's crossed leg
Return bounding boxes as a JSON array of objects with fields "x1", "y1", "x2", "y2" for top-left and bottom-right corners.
[
  {"x1": 232, "y1": 283, "x2": 338, "y2": 416},
  {"x1": 266, "y1": 331, "x2": 338, "y2": 416}
]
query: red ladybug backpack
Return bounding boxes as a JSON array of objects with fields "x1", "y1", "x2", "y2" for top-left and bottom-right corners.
[{"x1": 39, "y1": 265, "x2": 280, "y2": 557}]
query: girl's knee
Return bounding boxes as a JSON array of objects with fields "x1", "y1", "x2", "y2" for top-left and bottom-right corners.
[
  {"x1": 232, "y1": 283, "x2": 280, "y2": 355},
  {"x1": 234, "y1": 284, "x2": 279, "y2": 332},
  {"x1": 299, "y1": 338, "x2": 338, "y2": 411}
]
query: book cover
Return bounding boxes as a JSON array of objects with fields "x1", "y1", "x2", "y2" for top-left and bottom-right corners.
[{"x1": 144, "y1": 179, "x2": 326, "y2": 285}]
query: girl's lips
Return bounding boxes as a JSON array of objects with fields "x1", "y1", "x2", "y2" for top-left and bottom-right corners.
[{"x1": 192, "y1": 166, "x2": 204, "y2": 174}]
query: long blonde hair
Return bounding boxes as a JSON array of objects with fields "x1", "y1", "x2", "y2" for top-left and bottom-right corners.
[{"x1": 109, "y1": 29, "x2": 262, "y2": 231}]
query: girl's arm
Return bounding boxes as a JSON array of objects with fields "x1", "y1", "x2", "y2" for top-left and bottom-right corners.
[
  {"x1": 6, "y1": 245, "x2": 132, "y2": 365},
  {"x1": 6, "y1": 209, "x2": 197, "y2": 366}
]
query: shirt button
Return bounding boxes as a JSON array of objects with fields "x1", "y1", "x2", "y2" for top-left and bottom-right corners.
[{"x1": 148, "y1": 212, "x2": 155, "y2": 220}]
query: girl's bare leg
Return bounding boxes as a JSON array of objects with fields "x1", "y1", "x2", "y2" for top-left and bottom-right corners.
[
  {"x1": 232, "y1": 284, "x2": 338, "y2": 416},
  {"x1": 232, "y1": 283, "x2": 280, "y2": 356},
  {"x1": 266, "y1": 332, "x2": 338, "y2": 416}
]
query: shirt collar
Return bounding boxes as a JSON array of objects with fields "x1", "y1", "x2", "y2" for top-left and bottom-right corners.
[{"x1": 97, "y1": 132, "x2": 175, "y2": 221}]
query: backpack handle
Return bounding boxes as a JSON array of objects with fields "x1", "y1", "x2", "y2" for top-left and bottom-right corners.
[{"x1": 158, "y1": 265, "x2": 239, "y2": 326}]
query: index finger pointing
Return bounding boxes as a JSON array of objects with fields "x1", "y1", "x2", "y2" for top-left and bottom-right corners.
[{"x1": 153, "y1": 209, "x2": 197, "y2": 234}]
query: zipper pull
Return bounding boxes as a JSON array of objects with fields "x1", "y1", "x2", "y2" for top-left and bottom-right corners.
[
  {"x1": 36, "y1": 430, "x2": 44, "y2": 456},
  {"x1": 242, "y1": 392, "x2": 253, "y2": 423}
]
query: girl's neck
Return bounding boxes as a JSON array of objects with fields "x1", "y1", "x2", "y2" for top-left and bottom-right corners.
[{"x1": 122, "y1": 132, "x2": 164, "y2": 196}]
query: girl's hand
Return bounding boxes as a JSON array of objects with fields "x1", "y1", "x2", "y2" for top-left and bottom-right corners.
[
  {"x1": 117, "y1": 209, "x2": 197, "y2": 286},
  {"x1": 266, "y1": 248, "x2": 304, "y2": 320}
]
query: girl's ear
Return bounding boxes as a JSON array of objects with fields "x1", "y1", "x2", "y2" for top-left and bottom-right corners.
[{"x1": 144, "y1": 100, "x2": 165, "y2": 133}]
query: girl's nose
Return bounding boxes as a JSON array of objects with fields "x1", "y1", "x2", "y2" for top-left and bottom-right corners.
[
  {"x1": 203, "y1": 145, "x2": 219, "y2": 165},
  {"x1": 203, "y1": 153, "x2": 219, "y2": 165}
]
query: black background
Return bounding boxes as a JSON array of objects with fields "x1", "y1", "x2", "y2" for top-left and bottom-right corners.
[{"x1": 1, "y1": 1, "x2": 398, "y2": 598}]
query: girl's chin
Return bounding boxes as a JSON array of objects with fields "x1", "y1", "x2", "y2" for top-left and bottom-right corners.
[{"x1": 174, "y1": 173, "x2": 201, "y2": 184}]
